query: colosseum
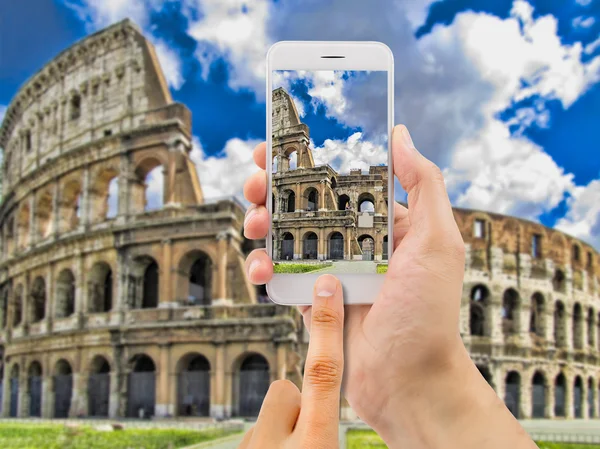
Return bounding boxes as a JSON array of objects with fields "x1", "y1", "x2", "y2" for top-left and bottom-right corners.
[{"x1": 0, "y1": 19, "x2": 598, "y2": 423}]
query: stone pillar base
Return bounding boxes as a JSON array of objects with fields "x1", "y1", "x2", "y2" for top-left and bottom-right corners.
[
  {"x1": 212, "y1": 299, "x2": 233, "y2": 307},
  {"x1": 155, "y1": 403, "x2": 174, "y2": 418}
]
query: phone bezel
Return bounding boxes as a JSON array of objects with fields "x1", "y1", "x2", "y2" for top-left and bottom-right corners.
[{"x1": 266, "y1": 41, "x2": 394, "y2": 305}]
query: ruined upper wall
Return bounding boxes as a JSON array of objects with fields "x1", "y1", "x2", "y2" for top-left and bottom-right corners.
[{"x1": 0, "y1": 19, "x2": 179, "y2": 197}]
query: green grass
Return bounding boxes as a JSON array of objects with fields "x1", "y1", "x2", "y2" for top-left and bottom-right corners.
[
  {"x1": 0, "y1": 423, "x2": 238, "y2": 449},
  {"x1": 376, "y1": 264, "x2": 388, "y2": 274},
  {"x1": 273, "y1": 263, "x2": 331, "y2": 273},
  {"x1": 346, "y1": 429, "x2": 600, "y2": 449}
]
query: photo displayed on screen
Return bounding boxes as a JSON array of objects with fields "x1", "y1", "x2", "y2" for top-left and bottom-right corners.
[{"x1": 271, "y1": 70, "x2": 389, "y2": 275}]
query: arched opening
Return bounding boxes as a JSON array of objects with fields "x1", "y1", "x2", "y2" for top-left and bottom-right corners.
[
  {"x1": 358, "y1": 234, "x2": 374, "y2": 261},
  {"x1": 90, "y1": 168, "x2": 119, "y2": 222},
  {"x1": 553, "y1": 269, "x2": 566, "y2": 293},
  {"x1": 574, "y1": 376, "x2": 584, "y2": 418},
  {"x1": 12, "y1": 285, "x2": 23, "y2": 327},
  {"x1": 572, "y1": 244, "x2": 581, "y2": 263},
  {"x1": 588, "y1": 377, "x2": 596, "y2": 418},
  {"x1": 177, "y1": 354, "x2": 211, "y2": 417},
  {"x1": 504, "y1": 371, "x2": 521, "y2": 418},
  {"x1": 529, "y1": 293, "x2": 545, "y2": 337},
  {"x1": 470, "y1": 285, "x2": 489, "y2": 336},
  {"x1": 127, "y1": 355, "x2": 156, "y2": 418},
  {"x1": 338, "y1": 194, "x2": 351, "y2": 211},
  {"x1": 302, "y1": 232, "x2": 318, "y2": 260},
  {"x1": 237, "y1": 354, "x2": 270, "y2": 417},
  {"x1": 9, "y1": 364, "x2": 19, "y2": 417},
  {"x1": 554, "y1": 301, "x2": 567, "y2": 347},
  {"x1": 55, "y1": 269, "x2": 76, "y2": 318},
  {"x1": 281, "y1": 232, "x2": 294, "y2": 260},
  {"x1": 304, "y1": 187, "x2": 318, "y2": 211},
  {"x1": 382, "y1": 235, "x2": 388, "y2": 260},
  {"x1": 144, "y1": 165, "x2": 164, "y2": 211},
  {"x1": 188, "y1": 253, "x2": 212, "y2": 305},
  {"x1": 88, "y1": 356, "x2": 110, "y2": 417},
  {"x1": 477, "y1": 365, "x2": 493, "y2": 388},
  {"x1": 59, "y1": 179, "x2": 82, "y2": 232},
  {"x1": 284, "y1": 190, "x2": 296, "y2": 213},
  {"x1": 142, "y1": 261, "x2": 159, "y2": 308},
  {"x1": 53, "y1": 360, "x2": 73, "y2": 418},
  {"x1": 554, "y1": 373, "x2": 567, "y2": 417},
  {"x1": 88, "y1": 262, "x2": 113, "y2": 313},
  {"x1": 28, "y1": 361, "x2": 43, "y2": 417},
  {"x1": 573, "y1": 303, "x2": 584, "y2": 350},
  {"x1": 30, "y1": 276, "x2": 46, "y2": 323},
  {"x1": 358, "y1": 192, "x2": 375, "y2": 213},
  {"x1": 532, "y1": 371, "x2": 546, "y2": 418},
  {"x1": 36, "y1": 188, "x2": 54, "y2": 239},
  {"x1": 328, "y1": 232, "x2": 344, "y2": 260},
  {"x1": 588, "y1": 308, "x2": 595, "y2": 347},
  {"x1": 502, "y1": 289, "x2": 520, "y2": 335}
]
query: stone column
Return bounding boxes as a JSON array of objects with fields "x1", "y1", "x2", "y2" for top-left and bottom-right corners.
[
  {"x1": 295, "y1": 182, "x2": 301, "y2": 210},
  {"x1": 45, "y1": 267, "x2": 54, "y2": 333},
  {"x1": 155, "y1": 343, "x2": 172, "y2": 417},
  {"x1": 215, "y1": 232, "x2": 230, "y2": 304},
  {"x1": 318, "y1": 228, "x2": 325, "y2": 260},
  {"x1": 520, "y1": 373, "x2": 532, "y2": 420},
  {"x1": 69, "y1": 373, "x2": 86, "y2": 417},
  {"x1": 52, "y1": 179, "x2": 60, "y2": 237},
  {"x1": 519, "y1": 302, "x2": 532, "y2": 347},
  {"x1": 116, "y1": 250, "x2": 129, "y2": 323},
  {"x1": 565, "y1": 373, "x2": 574, "y2": 419},
  {"x1": 294, "y1": 228, "x2": 301, "y2": 259},
  {"x1": 41, "y1": 364, "x2": 52, "y2": 418},
  {"x1": 109, "y1": 371, "x2": 120, "y2": 418},
  {"x1": 545, "y1": 377, "x2": 554, "y2": 418},
  {"x1": 117, "y1": 153, "x2": 131, "y2": 220},
  {"x1": 160, "y1": 239, "x2": 172, "y2": 306},
  {"x1": 346, "y1": 227, "x2": 353, "y2": 260},
  {"x1": 18, "y1": 358, "x2": 27, "y2": 417},
  {"x1": 319, "y1": 180, "x2": 326, "y2": 211},
  {"x1": 565, "y1": 309, "x2": 574, "y2": 351},
  {"x1": 28, "y1": 194, "x2": 37, "y2": 247},
  {"x1": 489, "y1": 289, "x2": 504, "y2": 345},
  {"x1": 1, "y1": 364, "x2": 9, "y2": 417},
  {"x1": 582, "y1": 380, "x2": 589, "y2": 419},
  {"x1": 211, "y1": 343, "x2": 226, "y2": 418},
  {"x1": 80, "y1": 165, "x2": 90, "y2": 228}
]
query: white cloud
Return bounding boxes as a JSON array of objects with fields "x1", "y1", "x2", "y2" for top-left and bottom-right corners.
[
  {"x1": 585, "y1": 35, "x2": 600, "y2": 54},
  {"x1": 556, "y1": 180, "x2": 600, "y2": 248},
  {"x1": 573, "y1": 16, "x2": 596, "y2": 29},
  {"x1": 576, "y1": 0, "x2": 593, "y2": 6},
  {"x1": 62, "y1": 0, "x2": 185, "y2": 90},
  {"x1": 107, "y1": 177, "x2": 119, "y2": 218},
  {"x1": 311, "y1": 132, "x2": 387, "y2": 175},
  {"x1": 145, "y1": 166, "x2": 164, "y2": 210},
  {"x1": 190, "y1": 136, "x2": 261, "y2": 200}
]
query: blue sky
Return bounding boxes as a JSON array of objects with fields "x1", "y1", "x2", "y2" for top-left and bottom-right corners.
[{"x1": 0, "y1": 0, "x2": 599, "y2": 248}]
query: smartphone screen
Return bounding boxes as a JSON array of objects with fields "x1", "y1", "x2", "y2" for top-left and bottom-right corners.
[{"x1": 270, "y1": 70, "x2": 390, "y2": 275}]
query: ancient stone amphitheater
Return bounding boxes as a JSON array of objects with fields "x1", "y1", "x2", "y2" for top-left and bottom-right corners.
[{"x1": 0, "y1": 20, "x2": 598, "y2": 422}]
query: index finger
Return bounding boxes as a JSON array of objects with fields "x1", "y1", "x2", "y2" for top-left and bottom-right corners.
[
  {"x1": 296, "y1": 275, "x2": 344, "y2": 441},
  {"x1": 253, "y1": 142, "x2": 267, "y2": 170}
]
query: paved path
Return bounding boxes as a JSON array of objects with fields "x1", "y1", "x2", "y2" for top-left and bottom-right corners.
[{"x1": 317, "y1": 261, "x2": 378, "y2": 274}]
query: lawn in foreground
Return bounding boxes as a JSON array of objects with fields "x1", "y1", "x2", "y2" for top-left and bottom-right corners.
[
  {"x1": 273, "y1": 262, "x2": 331, "y2": 273},
  {"x1": 346, "y1": 429, "x2": 600, "y2": 449},
  {"x1": 376, "y1": 264, "x2": 388, "y2": 274},
  {"x1": 0, "y1": 423, "x2": 239, "y2": 449}
]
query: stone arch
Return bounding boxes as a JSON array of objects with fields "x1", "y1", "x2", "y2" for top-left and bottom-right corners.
[
  {"x1": 177, "y1": 250, "x2": 213, "y2": 305},
  {"x1": 28, "y1": 360, "x2": 43, "y2": 417},
  {"x1": 282, "y1": 189, "x2": 296, "y2": 213},
  {"x1": 554, "y1": 301, "x2": 567, "y2": 347},
  {"x1": 328, "y1": 231, "x2": 344, "y2": 260},
  {"x1": 574, "y1": 375, "x2": 584, "y2": 418},
  {"x1": 129, "y1": 256, "x2": 159, "y2": 309},
  {"x1": 88, "y1": 261, "x2": 113, "y2": 313},
  {"x1": 504, "y1": 371, "x2": 521, "y2": 418},
  {"x1": 89, "y1": 165, "x2": 119, "y2": 222},
  {"x1": 234, "y1": 352, "x2": 270, "y2": 417},
  {"x1": 470, "y1": 284, "x2": 490, "y2": 337},
  {"x1": 55, "y1": 268, "x2": 76, "y2": 318},
  {"x1": 12, "y1": 284, "x2": 23, "y2": 327},
  {"x1": 302, "y1": 231, "x2": 318, "y2": 260},
  {"x1": 36, "y1": 187, "x2": 54, "y2": 239},
  {"x1": 131, "y1": 156, "x2": 166, "y2": 213},
  {"x1": 53, "y1": 359, "x2": 73, "y2": 418},
  {"x1": 529, "y1": 292, "x2": 545, "y2": 337},
  {"x1": 88, "y1": 355, "x2": 111, "y2": 417},
  {"x1": 30, "y1": 276, "x2": 46, "y2": 323},
  {"x1": 176, "y1": 353, "x2": 211, "y2": 417},
  {"x1": 572, "y1": 242, "x2": 583, "y2": 264},
  {"x1": 358, "y1": 234, "x2": 375, "y2": 261},
  {"x1": 531, "y1": 371, "x2": 546, "y2": 418},
  {"x1": 552, "y1": 268, "x2": 566, "y2": 293},
  {"x1": 303, "y1": 187, "x2": 319, "y2": 211},
  {"x1": 127, "y1": 354, "x2": 156, "y2": 418},
  {"x1": 502, "y1": 288, "x2": 520, "y2": 336},
  {"x1": 281, "y1": 232, "x2": 294, "y2": 260},
  {"x1": 59, "y1": 178, "x2": 82, "y2": 232},
  {"x1": 9, "y1": 363, "x2": 20, "y2": 417},
  {"x1": 554, "y1": 372, "x2": 567, "y2": 417},
  {"x1": 573, "y1": 303, "x2": 584, "y2": 349},
  {"x1": 358, "y1": 192, "x2": 375, "y2": 213},
  {"x1": 338, "y1": 194, "x2": 351, "y2": 211}
]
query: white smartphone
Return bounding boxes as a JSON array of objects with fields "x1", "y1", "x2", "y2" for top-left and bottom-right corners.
[{"x1": 266, "y1": 41, "x2": 394, "y2": 305}]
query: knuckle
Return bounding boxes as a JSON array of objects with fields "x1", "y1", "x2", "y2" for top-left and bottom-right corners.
[
  {"x1": 310, "y1": 307, "x2": 342, "y2": 329},
  {"x1": 304, "y1": 356, "x2": 342, "y2": 390}
]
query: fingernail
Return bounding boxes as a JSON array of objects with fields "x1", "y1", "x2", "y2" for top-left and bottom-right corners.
[
  {"x1": 248, "y1": 260, "x2": 260, "y2": 279},
  {"x1": 401, "y1": 126, "x2": 415, "y2": 150},
  {"x1": 315, "y1": 275, "x2": 338, "y2": 297},
  {"x1": 244, "y1": 206, "x2": 257, "y2": 228}
]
